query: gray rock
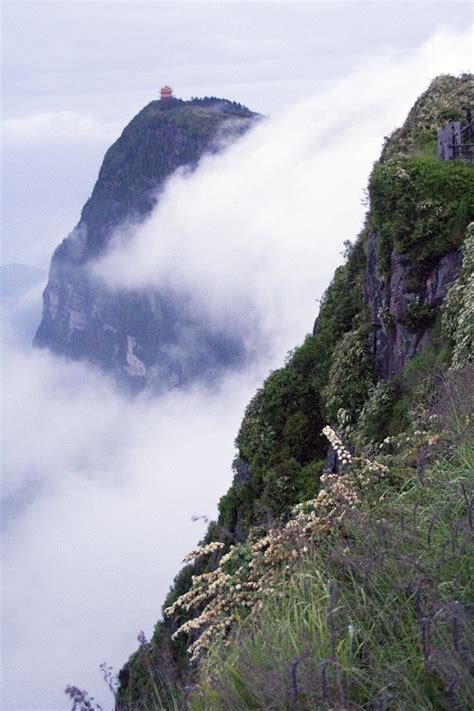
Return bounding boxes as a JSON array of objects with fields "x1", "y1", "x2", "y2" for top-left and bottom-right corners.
[
  {"x1": 365, "y1": 232, "x2": 461, "y2": 379},
  {"x1": 34, "y1": 98, "x2": 259, "y2": 390}
]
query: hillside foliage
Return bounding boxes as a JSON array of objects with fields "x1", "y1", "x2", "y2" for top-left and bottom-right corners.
[
  {"x1": 189, "y1": 368, "x2": 474, "y2": 710},
  {"x1": 370, "y1": 155, "x2": 474, "y2": 274}
]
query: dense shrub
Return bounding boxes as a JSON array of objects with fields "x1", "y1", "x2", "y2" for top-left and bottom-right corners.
[
  {"x1": 236, "y1": 336, "x2": 325, "y2": 471},
  {"x1": 259, "y1": 459, "x2": 323, "y2": 522},
  {"x1": 370, "y1": 155, "x2": 474, "y2": 273},
  {"x1": 323, "y1": 325, "x2": 375, "y2": 425},
  {"x1": 404, "y1": 298, "x2": 436, "y2": 331},
  {"x1": 188, "y1": 369, "x2": 474, "y2": 711},
  {"x1": 355, "y1": 379, "x2": 398, "y2": 444},
  {"x1": 442, "y1": 224, "x2": 474, "y2": 368},
  {"x1": 311, "y1": 235, "x2": 367, "y2": 393},
  {"x1": 218, "y1": 236, "x2": 368, "y2": 541}
]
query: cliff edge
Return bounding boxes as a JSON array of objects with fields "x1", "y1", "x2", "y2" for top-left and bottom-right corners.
[{"x1": 34, "y1": 96, "x2": 258, "y2": 389}]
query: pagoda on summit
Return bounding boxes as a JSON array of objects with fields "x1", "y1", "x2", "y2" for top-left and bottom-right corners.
[{"x1": 160, "y1": 85, "x2": 173, "y2": 101}]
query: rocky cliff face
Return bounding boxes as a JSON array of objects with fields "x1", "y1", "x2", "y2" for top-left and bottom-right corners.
[
  {"x1": 362, "y1": 74, "x2": 474, "y2": 378},
  {"x1": 34, "y1": 97, "x2": 258, "y2": 389},
  {"x1": 365, "y1": 233, "x2": 462, "y2": 378}
]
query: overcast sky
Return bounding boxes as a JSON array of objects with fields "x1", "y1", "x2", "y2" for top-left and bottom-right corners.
[
  {"x1": 3, "y1": 1, "x2": 469, "y2": 116},
  {"x1": 1, "y1": 3, "x2": 473, "y2": 711}
]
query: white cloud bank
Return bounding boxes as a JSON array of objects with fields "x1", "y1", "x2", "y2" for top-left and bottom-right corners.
[
  {"x1": 1, "y1": 335, "x2": 260, "y2": 711},
  {"x1": 1, "y1": 26, "x2": 473, "y2": 711},
  {"x1": 94, "y1": 26, "x2": 473, "y2": 362}
]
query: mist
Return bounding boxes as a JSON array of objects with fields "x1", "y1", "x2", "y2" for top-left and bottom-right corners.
[
  {"x1": 94, "y1": 27, "x2": 473, "y2": 361},
  {"x1": 1, "y1": 334, "x2": 261, "y2": 710},
  {"x1": 1, "y1": 27, "x2": 473, "y2": 711}
]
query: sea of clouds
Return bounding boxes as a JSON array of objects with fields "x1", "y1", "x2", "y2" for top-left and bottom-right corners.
[{"x1": 1, "y1": 27, "x2": 472, "y2": 710}]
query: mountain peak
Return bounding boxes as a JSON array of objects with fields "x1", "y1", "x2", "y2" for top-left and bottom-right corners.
[{"x1": 34, "y1": 97, "x2": 259, "y2": 389}]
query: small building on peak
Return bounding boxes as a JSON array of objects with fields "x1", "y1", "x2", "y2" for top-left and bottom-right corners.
[
  {"x1": 160, "y1": 85, "x2": 173, "y2": 101},
  {"x1": 438, "y1": 108, "x2": 474, "y2": 162}
]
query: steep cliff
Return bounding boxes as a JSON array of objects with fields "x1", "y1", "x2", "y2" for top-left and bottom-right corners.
[
  {"x1": 215, "y1": 75, "x2": 473, "y2": 541},
  {"x1": 364, "y1": 75, "x2": 473, "y2": 377},
  {"x1": 114, "y1": 74, "x2": 473, "y2": 710},
  {"x1": 34, "y1": 97, "x2": 258, "y2": 389}
]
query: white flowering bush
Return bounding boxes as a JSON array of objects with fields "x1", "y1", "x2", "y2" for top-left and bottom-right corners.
[
  {"x1": 182, "y1": 541, "x2": 225, "y2": 563},
  {"x1": 442, "y1": 224, "x2": 474, "y2": 369},
  {"x1": 165, "y1": 426, "x2": 388, "y2": 664}
]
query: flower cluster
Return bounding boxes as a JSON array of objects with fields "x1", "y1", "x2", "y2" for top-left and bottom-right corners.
[
  {"x1": 165, "y1": 425, "x2": 388, "y2": 664},
  {"x1": 166, "y1": 551, "x2": 265, "y2": 662},
  {"x1": 181, "y1": 541, "x2": 224, "y2": 563},
  {"x1": 322, "y1": 425, "x2": 353, "y2": 465}
]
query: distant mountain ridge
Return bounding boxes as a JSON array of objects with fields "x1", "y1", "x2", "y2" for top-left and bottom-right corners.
[{"x1": 34, "y1": 97, "x2": 259, "y2": 389}]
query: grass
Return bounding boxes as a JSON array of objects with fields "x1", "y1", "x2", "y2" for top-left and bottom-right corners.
[
  {"x1": 71, "y1": 369, "x2": 473, "y2": 711},
  {"x1": 188, "y1": 371, "x2": 474, "y2": 710}
]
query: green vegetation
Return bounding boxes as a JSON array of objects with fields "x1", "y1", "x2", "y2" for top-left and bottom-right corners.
[
  {"x1": 311, "y1": 236, "x2": 367, "y2": 394},
  {"x1": 442, "y1": 225, "x2": 474, "y2": 368},
  {"x1": 81, "y1": 97, "x2": 257, "y2": 239},
  {"x1": 189, "y1": 96, "x2": 256, "y2": 118},
  {"x1": 381, "y1": 74, "x2": 474, "y2": 159},
  {"x1": 404, "y1": 298, "x2": 436, "y2": 331},
  {"x1": 167, "y1": 106, "x2": 224, "y2": 139},
  {"x1": 190, "y1": 399, "x2": 474, "y2": 709},
  {"x1": 351, "y1": 310, "x2": 454, "y2": 449},
  {"x1": 218, "y1": 335, "x2": 326, "y2": 538},
  {"x1": 215, "y1": 236, "x2": 368, "y2": 541},
  {"x1": 114, "y1": 362, "x2": 474, "y2": 711},
  {"x1": 323, "y1": 324, "x2": 375, "y2": 425},
  {"x1": 355, "y1": 378, "x2": 399, "y2": 444},
  {"x1": 370, "y1": 155, "x2": 474, "y2": 274}
]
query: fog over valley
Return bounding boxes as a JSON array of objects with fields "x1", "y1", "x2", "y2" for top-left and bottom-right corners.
[{"x1": 1, "y1": 4, "x2": 472, "y2": 709}]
